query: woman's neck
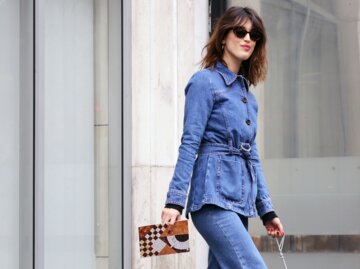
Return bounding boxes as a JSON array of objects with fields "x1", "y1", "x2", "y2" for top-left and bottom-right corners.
[{"x1": 222, "y1": 55, "x2": 241, "y2": 74}]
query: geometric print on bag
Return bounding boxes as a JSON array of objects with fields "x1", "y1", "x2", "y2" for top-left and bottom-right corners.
[{"x1": 138, "y1": 220, "x2": 190, "y2": 257}]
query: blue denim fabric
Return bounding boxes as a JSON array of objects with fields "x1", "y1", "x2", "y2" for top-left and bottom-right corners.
[
  {"x1": 165, "y1": 62, "x2": 274, "y2": 219},
  {"x1": 191, "y1": 205, "x2": 268, "y2": 269}
]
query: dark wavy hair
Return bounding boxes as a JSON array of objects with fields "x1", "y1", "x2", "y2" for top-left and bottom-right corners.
[{"x1": 201, "y1": 6, "x2": 267, "y2": 86}]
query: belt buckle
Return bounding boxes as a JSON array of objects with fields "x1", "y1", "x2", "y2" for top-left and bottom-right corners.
[{"x1": 240, "y1": 143, "x2": 251, "y2": 152}]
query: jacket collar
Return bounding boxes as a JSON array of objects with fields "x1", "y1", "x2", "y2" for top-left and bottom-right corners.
[
  {"x1": 215, "y1": 62, "x2": 237, "y2": 86},
  {"x1": 215, "y1": 62, "x2": 249, "y2": 89}
]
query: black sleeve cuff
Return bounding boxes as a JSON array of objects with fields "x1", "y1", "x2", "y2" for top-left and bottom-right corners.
[
  {"x1": 165, "y1": 204, "x2": 184, "y2": 215},
  {"x1": 261, "y1": 211, "x2": 278, "y2": 226}
]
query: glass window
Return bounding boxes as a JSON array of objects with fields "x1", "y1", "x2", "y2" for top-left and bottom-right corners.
[
  {"x1": 262, "y1": 0, "x2": 359, "y2": 159},
  {"x1": 0, "y1": 1, "x2": 130, "y2": 268},
  {"x1": 0, "y1": 1, "x2": 21, "y2": 267},
  {"x1": 0, "y1": 1, "x2": 33, "y2": 268},
  {"x1": 38, "y1": 1, "x2": 96, "y2": 268},
  {"x1": 34, "y1": 1, "x2": 130, "y2": 268}
]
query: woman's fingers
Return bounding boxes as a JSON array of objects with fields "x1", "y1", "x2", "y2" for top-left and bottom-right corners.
[
  {"x1": 265, "y1": 217, "x2": 285, "y2": 238},
  {"x1": 273, "y1": 218, "x2": 285, "y2": 237},
  {"x1": 161, "y1": 208, "x2": 181, "y2": 225},
  {"x1": 267, "y1": 228, "x2": 276, "y2": 237},
  {"x1": 169, "y1": 214, "x2": 178, "y2": 225}
]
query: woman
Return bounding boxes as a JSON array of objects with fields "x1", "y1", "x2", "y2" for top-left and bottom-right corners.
[{"x1": 161, "y1": 6, "x2": 284, "y2": 269}]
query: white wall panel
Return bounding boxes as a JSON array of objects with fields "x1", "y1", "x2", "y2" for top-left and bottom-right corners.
[
  {"x1": 132, "y1": 167, "x2": 151, "y2": 269},
  {"x1": 149, "y1": 0, "x2": 178, "y2": 166},
  {"x1": 132, "y1": 0, "x2": 152, "y2": 166}
]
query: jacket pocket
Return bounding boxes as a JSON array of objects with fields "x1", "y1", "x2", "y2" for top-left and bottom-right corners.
[{"x1": 215, "y1": 156, "x2": 245, "y2": 204}]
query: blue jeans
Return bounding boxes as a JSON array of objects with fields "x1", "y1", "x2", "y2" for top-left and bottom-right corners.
[{"x1": 191, "y1": 205, "x2": 268, "y2": 269}]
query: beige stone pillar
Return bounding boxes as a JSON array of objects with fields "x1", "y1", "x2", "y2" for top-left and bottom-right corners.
[{"x1": 131, "y1": 0, "x2": 208, "y2": 268}]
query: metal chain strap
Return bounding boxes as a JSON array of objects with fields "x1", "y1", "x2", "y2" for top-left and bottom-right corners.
[{"x1": 275, "y1": 236, "x2": 288, "y2": 269}]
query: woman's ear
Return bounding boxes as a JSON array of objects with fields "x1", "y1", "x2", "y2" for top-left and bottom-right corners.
[{"x1": 221, "y1": 41, "x2": 225, "y2": 50}]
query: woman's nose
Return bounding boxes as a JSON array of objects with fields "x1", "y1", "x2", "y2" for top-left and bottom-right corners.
[{"x1": 243, "y1": 33, "x2": 251, "y2": 42}]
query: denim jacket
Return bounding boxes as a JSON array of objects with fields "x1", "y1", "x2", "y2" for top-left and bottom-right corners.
[{"x1": 165, "y1": 62, "x2": 275, "y2": 219}]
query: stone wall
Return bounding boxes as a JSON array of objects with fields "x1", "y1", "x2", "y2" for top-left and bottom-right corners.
[{"x1": 131, "y1": 1, "x2": 209, "y2": 268}]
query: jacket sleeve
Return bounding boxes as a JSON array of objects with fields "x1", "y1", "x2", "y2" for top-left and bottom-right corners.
[
  {"x1": 165, "y1": 71, "x2": 214, "y2": 208},
  {"x1": 250, "y1": 140, "x2": 276, "y2": 217}
]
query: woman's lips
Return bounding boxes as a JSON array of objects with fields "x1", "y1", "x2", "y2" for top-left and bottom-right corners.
[{"x1": 241, "y1": 44, "x2": 251, "y2": 51}]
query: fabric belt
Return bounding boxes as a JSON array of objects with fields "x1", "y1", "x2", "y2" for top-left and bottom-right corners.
[
  {"x1": 198, "y1": 141, "x2": 256, "y2": 183},
  {"x1": 198, "y1": 141, "x2": 257, "y2": 214}
]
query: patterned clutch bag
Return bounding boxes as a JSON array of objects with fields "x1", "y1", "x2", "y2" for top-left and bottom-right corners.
[{"x1": 138, "y1": 220, "x2": 190, "y2": 257}]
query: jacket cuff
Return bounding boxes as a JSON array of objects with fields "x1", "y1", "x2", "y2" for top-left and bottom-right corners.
[
  {"x1": 256, "y1": 198, "x2": 274, "y2": 217},
  {"x1": 165, "y1": 189, "x2": 187, "y2": 207},
  {"x1": 165, "y1": 204, "x2": 184, "y2": 215},
  {"x1": 261, "y1": 211, "x2": 278, "y2": 226}
]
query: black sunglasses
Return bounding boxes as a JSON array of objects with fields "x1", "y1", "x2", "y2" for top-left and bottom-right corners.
[{"x1": 232, "y1": 26, "x2": 262, "y2": 42}]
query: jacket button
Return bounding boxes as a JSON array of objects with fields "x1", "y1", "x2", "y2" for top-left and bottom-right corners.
[
  {"x1": 242, "y1": 96, "x2": 248, "y2": 103},
  {"x1": 246, "y1": 119, "x2": 251, "y2": 125}
]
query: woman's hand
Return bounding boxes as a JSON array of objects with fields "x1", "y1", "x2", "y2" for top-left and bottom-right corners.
[
  {"x1": 161, "y1": 208, "x2": 181, "y2": 225},
  {"x1": 265, "y1": 217, "x2": 285, "y2": 238}
]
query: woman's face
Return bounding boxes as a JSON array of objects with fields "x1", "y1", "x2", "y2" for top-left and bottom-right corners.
[{"x1": 222, "y1": 20, "x2": 257, "y2": 69}]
